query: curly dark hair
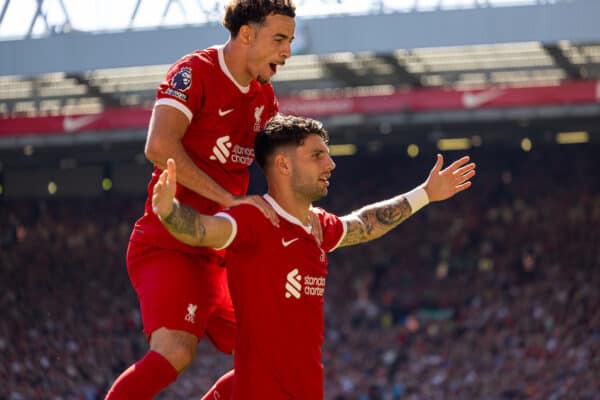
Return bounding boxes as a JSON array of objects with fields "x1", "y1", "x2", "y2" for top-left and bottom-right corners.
[
  {"x1": 223, "y1": 0, "x2": 296, "y2": 37},
  {"x1": 255, "y1": 114, "x2": 329, "y2": 171}
]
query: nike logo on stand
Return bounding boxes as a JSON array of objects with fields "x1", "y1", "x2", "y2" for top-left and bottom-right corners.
[
  {"x1": 281, "y1": 238, "x2": 299, "y2": 247},
  {"x1": 218, "y1": 108, "x2": 234, "y2": 117},
  {"x1": 63, "y1": 115, "x2": 99, "y2": 132},
  {"x1": 462, "y1": 89, "x2": 504, "y2": 109}
]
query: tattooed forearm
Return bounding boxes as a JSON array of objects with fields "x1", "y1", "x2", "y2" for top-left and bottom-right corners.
[
  {"x1": 375, "y1": 198, "x2": 412, "y2": 226},
  {"x1": 161, "y1": 200, "x2": 207, "y2": 245},
  {"x1": 339, "y1": 196, "x2": 412, "y2": 247}
]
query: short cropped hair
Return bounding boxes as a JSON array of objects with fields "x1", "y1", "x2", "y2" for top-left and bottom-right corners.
[
  {"x1": 223, "y1": 0, "x2": 296, "y2": 37},
  {"x1": 255, "y1": 114, "x2": 329, "y2": 171}
]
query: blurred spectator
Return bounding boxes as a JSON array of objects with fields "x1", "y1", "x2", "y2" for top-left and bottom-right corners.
[{"x1": 1, "y1": 144, "x2": 598, "y2": 399}]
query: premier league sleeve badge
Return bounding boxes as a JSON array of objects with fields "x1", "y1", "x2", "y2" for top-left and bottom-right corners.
[{"x1": 171, "y1": 66, "x2": 192, "y2": 92}]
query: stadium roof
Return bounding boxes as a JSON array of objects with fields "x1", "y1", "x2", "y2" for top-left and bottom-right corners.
[
  {"x1": 1, "y1": 40, "x2": 599, "y2": 118},
  {"x1": 0, "y1": 0, "x2": 598, "y2": 152},
  {"x1": 0, "y1": 0, "x2": 574, "y2": 40}
]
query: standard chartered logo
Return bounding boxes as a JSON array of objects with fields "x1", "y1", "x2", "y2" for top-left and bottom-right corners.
[
  {"x1": 209, "y1": 135, "x2": 254, "y2": 165},
  {"x1": 285, "y1": 268, "x2": 326, "y2": 299},
  {"x1": 285, "y1": 268, "x2": 302, "y2": 299},
  {"x1": 209, "y1": 136, "x2": 231, "y2": 163}
]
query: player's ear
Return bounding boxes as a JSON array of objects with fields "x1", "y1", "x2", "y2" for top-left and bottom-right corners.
[
  {"x1": 238, "y1": 24, "x2": 254, "y2": 45},
  {"x1": 274, "y1": 153, "x2": 291, "y2": 176}
]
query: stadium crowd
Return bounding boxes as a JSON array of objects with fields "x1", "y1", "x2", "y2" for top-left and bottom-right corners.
[{"x1": 1, "y1": 144, "x2": 598, "y2": 399}]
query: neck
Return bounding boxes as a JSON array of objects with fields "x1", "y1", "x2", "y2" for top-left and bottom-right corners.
[
  {"x1": 223, "y1": 40, "x2": 253, "y2": 87},
  {"x1": 267, "y1": 187, "x2": 312, "y2": 226}
]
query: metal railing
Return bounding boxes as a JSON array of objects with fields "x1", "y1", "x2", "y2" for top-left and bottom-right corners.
[{"x1": 0, "y1": 0, "x2": 563, "y2": 40}]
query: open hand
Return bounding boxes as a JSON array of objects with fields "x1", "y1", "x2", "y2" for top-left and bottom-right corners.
[
  {"x1": 423, "y1": 154, "x2": 476, "y2": 202},
  {"x1": 152, "y1": 158, "x2": 177, "y2": 218},
  {"x1": 230, "y1": 195, "x2": 280, "y2": 227}
]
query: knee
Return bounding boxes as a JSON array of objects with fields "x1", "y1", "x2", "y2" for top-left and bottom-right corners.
[
  {"x1": 163, "y1": 342, "x2": 195, "y2": 371},
  {"x1": 150, "y1": 328, "x2": 197, "y2": 372}
]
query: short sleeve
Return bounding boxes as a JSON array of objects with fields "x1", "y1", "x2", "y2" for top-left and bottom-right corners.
[
  {"x1": 214, "y1": 205, "x2": 259, "y2": 250},
  {"x1": 312, "y1": 207, "x2": 346, "y2": 253},
  {"x1": 155, "y1": 55, "x2": 204, "y2": 122}
]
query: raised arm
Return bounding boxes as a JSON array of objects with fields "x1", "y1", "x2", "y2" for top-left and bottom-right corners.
[
  {"x1": 152, "y1": 157, "x2": 233, "y2": 249},
  {"x1": 145, "y1": 105, "x2": 278, "y2": 225},
  {"x1": 338, "y1": 154, "x2": 475, "y2": 247}
]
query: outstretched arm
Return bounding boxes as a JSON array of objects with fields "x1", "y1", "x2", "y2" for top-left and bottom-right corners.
[
  {"x1": 152, "y1": 158, "x2": 233, "y2": 248},
  {"x1": 338, "y1": 154, "x2": 475, "y2": 247}
]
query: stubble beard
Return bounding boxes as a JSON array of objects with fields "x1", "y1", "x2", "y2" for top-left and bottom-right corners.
[
  {"x1": 257, "y1": 74, "x2": 270, "y2": 84},
  {"x1": 292, "y1": 179, "x2": 327, "y2": 204}
]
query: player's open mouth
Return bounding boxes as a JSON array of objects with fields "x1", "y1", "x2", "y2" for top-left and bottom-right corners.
[
  {"x1": 319, "y1": 177, "x2": 330, "y2": 187},
  {"x1": 269, "y1": 63, "x2": 277, "y2": 73}
]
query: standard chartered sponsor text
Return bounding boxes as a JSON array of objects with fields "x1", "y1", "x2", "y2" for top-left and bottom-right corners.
[
  {"x1": 304, "y1": 275, "x2": 326, "y2": 297},
  {"x1": 231, "y1": 144, "x2": 254, "y2": 165}
]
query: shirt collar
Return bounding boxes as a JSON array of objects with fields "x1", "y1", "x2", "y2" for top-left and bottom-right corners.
[
  {"x1": 263, "y1": 194, "x2": 313, "y2": 234},
  {"x1": 214, "y1": 45, "x2": 250, "y2": 94}
]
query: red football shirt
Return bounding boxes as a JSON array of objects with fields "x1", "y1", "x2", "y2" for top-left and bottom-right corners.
[
  {"x1": 216, "y1": 195, "x2": 347, "y2": 399},
  {"x1": 130, "y1": 46, "x2": 278, "y2": 256}
]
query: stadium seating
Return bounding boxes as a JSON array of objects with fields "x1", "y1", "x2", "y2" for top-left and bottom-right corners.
[{"x1": 1, "y1": 144, "x2": 598, "y2": 399}]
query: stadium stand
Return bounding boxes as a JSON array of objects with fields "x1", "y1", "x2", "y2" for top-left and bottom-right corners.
[
  {"x1": 1, "y1": 143, "x2": 598, "y2": 399},
  {"x1": 1, "y1": 1, "x2": 599, "y2": 399}
]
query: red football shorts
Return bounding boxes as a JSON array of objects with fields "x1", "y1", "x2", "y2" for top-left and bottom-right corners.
[{"x1": 126, "y1": 240, "x2": 236, "y2": 353}]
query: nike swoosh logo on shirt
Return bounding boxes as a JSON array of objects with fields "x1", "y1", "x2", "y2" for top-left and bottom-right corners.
[
  {"x1": 281, "y1": 238, "x2": 299, "y2": 247},
  {"x1": 218, "y1": 108, "x2": 234, "y2": 117}
]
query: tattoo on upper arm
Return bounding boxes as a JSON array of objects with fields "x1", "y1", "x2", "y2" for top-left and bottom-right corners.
[
  {"x1": 340, "y1": 197, "x2": 412, "y2": 247},
  {"x1": 341, "y1": 216, "x2": 369, "y2": 247},
  {"x1": 163, "y1": 203, "x2": 206, "y2": 244}
]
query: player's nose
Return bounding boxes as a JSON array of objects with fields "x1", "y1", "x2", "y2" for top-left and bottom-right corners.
[
  {"x1": 281, "y1": 42, "x2": 291, "y2": 59},
  {"x1": 326, "y1": 154, "x2": 336, "y2": 171}
]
